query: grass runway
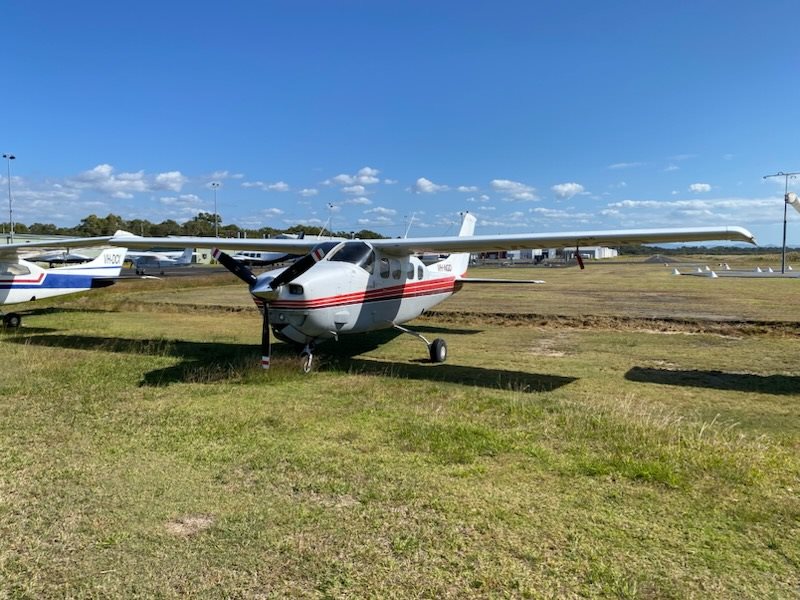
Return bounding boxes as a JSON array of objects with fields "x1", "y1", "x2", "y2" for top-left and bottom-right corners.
[{"x1": 1, "y1": 259, "x2": 798, "y2": 598}]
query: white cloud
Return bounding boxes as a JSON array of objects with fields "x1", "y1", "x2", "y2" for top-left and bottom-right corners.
[
  {"x1": 689, "y1": 183, "x2": 711, "y2": 193},
  {"x1": 268, "y1": 181, "x2": 289, "y2": 192},
  {"x1": 608, "y1": 162, "x2": 644, "y2": 170},
  {"x1": 384, "y1": 178, "x2": 398, "y2": 185},
  {"x1": 365, "y1": 206, "x2": 397, "y2": 216},
  {"x1": 342, "y1": 196, "x2": 372, "y2": 205},
  {"x1": 69, "y1": 164, "x2": 148, "y2": 199},
  {"x1": 325, "y1": 166, "x2": 381, "y2": 186},
  {"x1": 664, "y1": 164, "x2": 679, "y2": 172},
  {"x1": 551, "y1": 182, "x2": 585, "y2": 200},
  {"x1": 457, "y1": 185, "x2": 478, "y2": 192},
  {"x1": 490, "y1": 179, "x2": 537, "y2": 201},
  {"x1": 154, "y1": 171, "x2": 187, "y2": 192},
  {"x1": 412, "y1": 177, "x2": 449, "y2": 194},
  {"x1": 241, "y1": 180, "x2": 290, "y2": 192},
  {"x1": 159, "y1": 193, "x2": 201, "y2": 206},
  {"x1": 358, "y1": 216, "x2": 393, "y2": 226},
  {"x1": 668, "y1": 154, "x2": 697, "y2": 162},
  {"x1": 299, "y1": 188, "x2": 318, "y2": 197},
  {"x1": 343, "y1": 184, "x2": 367, "y2": 195},
  {"x1": 262, "y1": 208, "x2": 285, "y2": 216}
]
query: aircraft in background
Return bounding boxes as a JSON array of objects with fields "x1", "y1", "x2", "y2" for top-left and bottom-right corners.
[
  {"x1": 228, "y1": 250, "x2": 299, "y2": 266},
  {"x1": 105, "y1": 213, "x2": 756, "y2": 372},
  {"x1": 1, "y1": 240, "x2": 127, "y2": 328},
  {"x1": 127, "y1": 247, "x2": 193, "y2": 275},
  {"x1": 22, "y1": 250, "x2": 94, "y2": 267}
]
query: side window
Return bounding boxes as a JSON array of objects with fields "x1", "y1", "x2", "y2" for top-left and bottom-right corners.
[
  {"x1": 417, "y1": 265, "x2": 424, "y2": 280},
  {"x1": 391, "y1": 259, "x2": 401, "y2": 280},
  {"x1": 406, "y1": 262, "x2": 414, "y2": 279},
  {"x1": 380, "y1": 258, "x2": 390, "y2": 278},
  {"x1": 0, "y1": 263, "x2": 31, "y2": 276}
]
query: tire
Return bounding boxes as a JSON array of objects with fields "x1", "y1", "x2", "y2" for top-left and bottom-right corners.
[
  {"x1": 429, "y1": 338, "x2": 447, "y2": 363},
  {"x1": 3, "y1": 313, "x2": 22, "y2": 328}
]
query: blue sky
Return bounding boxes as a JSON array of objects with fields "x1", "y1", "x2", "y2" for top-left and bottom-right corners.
[{"x1": 2, "y1": 1, "x2": 799, "y2": 244}]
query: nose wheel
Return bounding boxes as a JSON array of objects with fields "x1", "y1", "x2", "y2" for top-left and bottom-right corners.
[{"x1": 300, "y1": 342, "x2": 316, "y2": 373}]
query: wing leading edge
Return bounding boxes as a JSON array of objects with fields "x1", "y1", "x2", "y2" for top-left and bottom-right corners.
[{"x1": 106, "y1": 225, "x2": 756, "y2": 256}]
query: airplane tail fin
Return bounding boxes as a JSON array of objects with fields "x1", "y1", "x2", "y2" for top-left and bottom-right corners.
[
  {"x1": 429, "y1": 212, "x2": 476, "y2": 277},
  {"x1": 53, "y1": 248, "x2": 128, "y2": 278},
  {"x1": 179, "y1": 247, "x2": 193, "y2": 265}
]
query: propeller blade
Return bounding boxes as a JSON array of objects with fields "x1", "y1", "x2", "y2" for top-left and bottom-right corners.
[
  {"x1": 269, "y1": 246, "x2": 326, "y2": 289},
  {"x1": 261, "y1": 303, "x2": 271, "y2": 370},
  {"x1": 213, "y1": 248, "x2": 257, "y2": 286}
]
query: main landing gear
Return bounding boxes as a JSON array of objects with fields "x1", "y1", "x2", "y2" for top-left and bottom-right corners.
[
  {"x1": 393, "y1": 324, "x2": 448, "y2": 363},
  {"x1": 2, "y1": 312, "x2": 22, "y2": 329}
]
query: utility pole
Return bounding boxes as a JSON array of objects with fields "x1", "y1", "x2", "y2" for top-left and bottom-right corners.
[
  {"x1": 763, "y1": 171, "x2": 800, "y2": 274},
  {"x1": 210, "y1": 182, "x2": 220, "y2": 237},
  {"x1": 3, "y1": 153, "x2": 15, "y2": 243}
]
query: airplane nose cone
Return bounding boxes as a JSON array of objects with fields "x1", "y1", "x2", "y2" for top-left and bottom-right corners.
[{"x1": 251, "y1": 275, "x2": 280, "y2": 300}]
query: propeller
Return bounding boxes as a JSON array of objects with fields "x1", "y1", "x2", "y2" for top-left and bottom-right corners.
[
  {"x1": 267, "y1": 245, "x2": 326, "y2": 289},
  {"x1": 212, "y1": 248, "x2": 257, "y2": 286},
  {"x1": 212, "y1": 243, "x2": 331, "y2": 370}
]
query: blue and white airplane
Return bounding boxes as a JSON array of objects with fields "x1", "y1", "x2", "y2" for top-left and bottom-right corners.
[{"x1": 1, "y1": 239, "x2": 127, "y2": 328}]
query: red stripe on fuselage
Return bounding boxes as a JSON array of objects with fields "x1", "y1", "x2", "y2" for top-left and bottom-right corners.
[
  {"x1": 268, "y1": 276, "x2": 456, "y2": 310},
  {"x1": 0, "y1": 272, "x2": 46, "y2": 285}
]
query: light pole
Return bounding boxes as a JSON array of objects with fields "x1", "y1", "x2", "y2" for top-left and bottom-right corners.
[
  {"x1": 210, "y1": 182, "x2": 220, "y2": 237},
  {"x1": 3, "y1": 153, "x2": 15, "y2": 243},
  {"x1": 763, "y1": 171, "x2": 800, "y2": 274}
]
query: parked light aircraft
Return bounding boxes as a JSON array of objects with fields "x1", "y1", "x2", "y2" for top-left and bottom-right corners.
[
  {"x1": 23, "y1": 250, "x2": 94, "y2": 266},
  {"x1": 128, "y1": 247, "x2": 193, "y2": 275},
  {"x1": 1, "y1": 240, "x2": 127, "y2": 328},
  {"x1": 109, "y1": 214, "x2": 755, "y2": 371}
]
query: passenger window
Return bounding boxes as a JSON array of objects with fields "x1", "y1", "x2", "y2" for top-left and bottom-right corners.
[
  {"x1": 380, "y1": 258, "x2": 390, "y2": 278},
  {"x1": 407, "y1": 263, "x2": 414, "y2": 279},
  {"x1": 391, "y1": 259, "x2": 401, "y2": 280},
  {"x1": 417, "y1": 266, "x2": 424, "y2": 280}
]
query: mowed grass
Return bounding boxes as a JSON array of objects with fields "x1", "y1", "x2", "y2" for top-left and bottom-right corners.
[{"x1": 1, "y1": 261, "x2": 799, "y2": 598}]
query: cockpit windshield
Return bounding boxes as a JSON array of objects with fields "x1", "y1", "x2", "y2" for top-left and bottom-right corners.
[
  {"x1": 310, "y1": 241, "x2": 340, "y2": 259},
  {"x1": 327, "y1": 241, "x2": 375, "y2": 273}
]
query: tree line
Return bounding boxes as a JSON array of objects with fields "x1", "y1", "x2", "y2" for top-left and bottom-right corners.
[{"x1": 2, "y1": 212, "x2": 385, "y2": 240}]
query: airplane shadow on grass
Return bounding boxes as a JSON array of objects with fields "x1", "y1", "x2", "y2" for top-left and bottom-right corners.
[
  {"x1": 625, "y1": 367, "x2": 800, "y2": 396},
  {"x1": 11, "y1": 328, "x2": 576, "y2": 393}
]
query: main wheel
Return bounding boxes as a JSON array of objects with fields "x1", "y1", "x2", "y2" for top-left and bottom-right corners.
[
  {"x1": 429, "y1": 338, "x2": 447, "y2": 363},
  {"x1": 3, "y1": 313, "x2": 22, "y2": 328}
]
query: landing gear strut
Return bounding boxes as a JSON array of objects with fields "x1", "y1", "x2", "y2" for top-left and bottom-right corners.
[
  {"x1": 300, "y1": 342, "x2": 316, "y2": 373},
  {"x1": 393, "y1": 324, "x2": 448, "y2": 363},
  {"x1": 2, "y1": 312, "x2": 21, "y2": 329}
]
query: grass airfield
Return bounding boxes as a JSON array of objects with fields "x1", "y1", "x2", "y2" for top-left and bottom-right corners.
[{"x1": 1, "y1": 259, "x2": 798, "y2": 598}]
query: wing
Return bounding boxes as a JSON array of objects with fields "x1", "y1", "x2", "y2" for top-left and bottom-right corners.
[
  {"x1": 107, "y1": 226, "x2": 756, "y2": 257},
  {"x1": 109, "y1": 232, "x2": 323, "y2": 255},
  {"x1": 0, "y1": 235, "x2": 114, "y2": 261},
  {"x1": 368, "y1": 226, "x2": 756, "y2": 256}
]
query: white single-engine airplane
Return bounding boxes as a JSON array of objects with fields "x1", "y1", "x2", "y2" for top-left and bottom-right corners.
[
  {"x1": 128, "y1": 247, "x2": 193, "y2": 275},
  {"x1": 109, "y1": 214, "x2": 755, "y2": 371},
  {"x1": 1, "y1": 239, "x2": 127, "y2": 328}
]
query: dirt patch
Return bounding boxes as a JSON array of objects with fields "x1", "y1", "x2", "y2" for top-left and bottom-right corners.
[
  {"x1": 165, "y1": 514, "x2": 214, "y2": 537},
  {"x1": 422, "y1": 310, "x2": 800, "y2": 337}
]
